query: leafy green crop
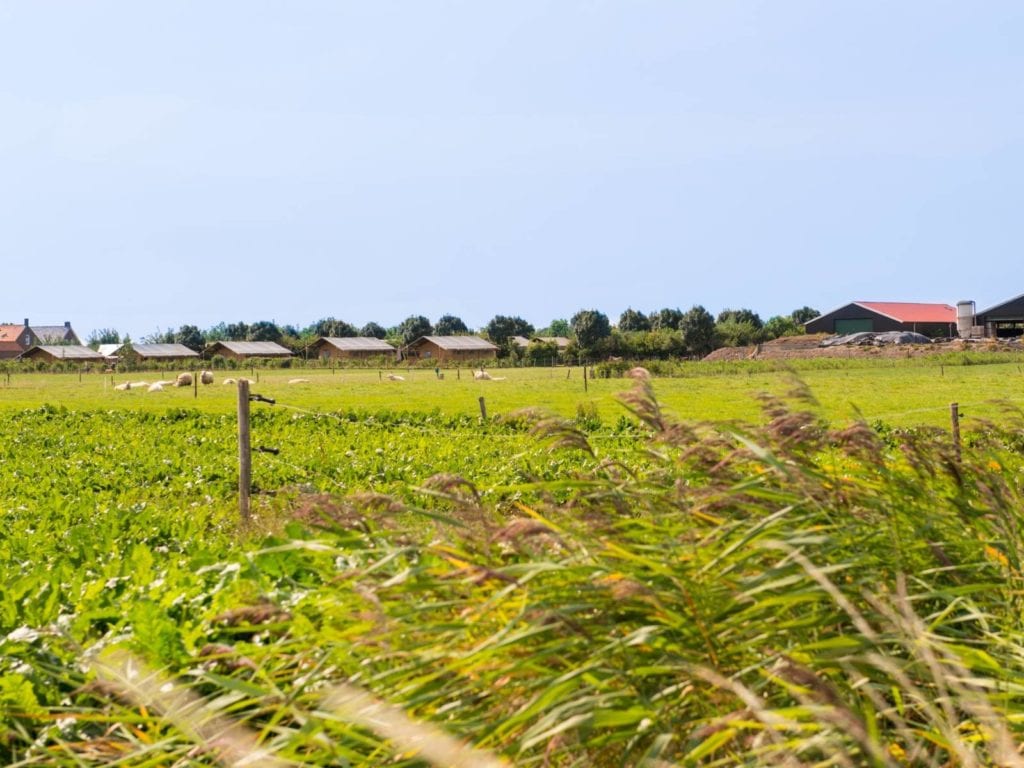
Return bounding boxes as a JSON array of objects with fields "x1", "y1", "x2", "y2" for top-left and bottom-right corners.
[{"x1": 1, "y1": 369, "x2": 1024, "y2": 765}]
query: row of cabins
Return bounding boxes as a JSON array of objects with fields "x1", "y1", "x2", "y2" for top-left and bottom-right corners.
[
  {"x1": 7, "y1": 336, "x2": 524, "y2": 365},
  {"x1": 804, "y1": 294, "x2": 1024, "y2": 338}
]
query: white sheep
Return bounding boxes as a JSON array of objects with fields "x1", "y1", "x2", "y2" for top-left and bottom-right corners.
[
  {"x1": 386, "y1": 373, "x2": 405, "y2": 381},
  {"x1": 114, "y1": 382, "x2": 131, "y2": 391},
  {"x1": 147, "y1": 383, "x2": 164, "y2": 392},
  {"x1": 175, "y1": 372, "x2": 193, "y2": 387},
  {"x1": 200, "y1": 370, "x2": 214, "y2": 385},
  {"x1": 473, "y1": 370, "x2": 505, "y2": 381}
]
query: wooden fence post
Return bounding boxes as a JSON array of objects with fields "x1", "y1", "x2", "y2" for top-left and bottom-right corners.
[
  {"x1": 194, "y1": 371, "x2": 198, "y2": 399},
  {"x1": 238, "y1": 379, "x2": 252, "y2": 522},
  {"x1": 950, "y1": 402, "x2": 961, "y2": 462},
  {"x1": 478, "y1": 396, "x2": 487, "y2": 421},
  {"x1": 584, "y1": 368, "x2": 588, "y2": 392}
]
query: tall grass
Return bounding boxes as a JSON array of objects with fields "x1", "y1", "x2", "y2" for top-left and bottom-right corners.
[{"x1": 3, "y1": 370, "x2": 1024, "y2": 765}]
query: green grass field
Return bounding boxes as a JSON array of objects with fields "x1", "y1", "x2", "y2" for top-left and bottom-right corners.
[{"x1": 2, "y1": 355, "x2": 1023, "y2": 428}]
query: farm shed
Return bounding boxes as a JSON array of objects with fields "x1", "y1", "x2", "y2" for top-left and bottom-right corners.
[
  {"x1": 19, "y1": 345, "x2": 104, "y2": 363},
  {"x1": 403, "y1": 336, "x2": 498, "y2": 362},
  {"x1": 512, "y1": 335, "x2": 571, "y2": 351},
  {"x1": 0, "y1": 323, "x2": 38, "y2": 359},
  {"x1": 204, "y1": 341, "x2": 294, "y2": 361},
  {"x1": 975, "y1": 293, "x2": 1024, "y2": 338},
  {"x1": 804, "y1": 302, "x2": 956, "y2": 338},
  {"x1": 309, "y1": 337, "x2": 396, "y2": 361},
  {"x1": 118, "y1": 343, "x2": 201, "y2": 363}
]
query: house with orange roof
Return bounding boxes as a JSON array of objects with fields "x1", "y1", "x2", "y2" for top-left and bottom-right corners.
[
  {"x1": 0, "y1": 322, "x2": 38, "y2": 359},
  {"x1": 804, "y1": 302, "x2": 957, "y2": 338}
]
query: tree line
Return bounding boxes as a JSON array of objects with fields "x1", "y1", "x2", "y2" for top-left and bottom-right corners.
[{"x1": 86, "y1": 305, "x2": 819, "y2": 361}]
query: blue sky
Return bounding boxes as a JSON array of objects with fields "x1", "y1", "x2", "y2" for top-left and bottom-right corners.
[{"x1": 2, "y1": 2, "x2": 1022, "y2": 341}]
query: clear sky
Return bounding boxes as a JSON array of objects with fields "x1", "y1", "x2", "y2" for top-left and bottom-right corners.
[{"x1": 2, "y1": 2, "x2": 1022, "y2": 341}]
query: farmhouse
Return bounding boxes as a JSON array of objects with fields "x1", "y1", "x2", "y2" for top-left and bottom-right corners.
[
  {"x1": 309, "y1": 337, "x2": 396, "y2": 361},
  {"x1": 30, "y1": 321, "x2": 80, "y2": 345},
  {"x1": 974, "y1": 293, "x2": 1024, "y2": 338},
  {"x1": 205, "y1": 341, "x2": 293, "y2": 361},
  {"x1": 20, "y1": 345, "x2": 104, "y2": 363},
  {"x1": 805, "y1": 302, "x2": 957, "y2": 338},
  {"x1": 403, "y1": 335, "x2": 498, "y2": 362},
  {"x1": 117, "y1": 343, "x2": 201, "y2": 364},
  {"x1": 0, "y1": 324, "x2": 38, "y2": 359}
]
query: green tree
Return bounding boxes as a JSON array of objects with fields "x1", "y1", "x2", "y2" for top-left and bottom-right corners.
[
  {"x1": 763, "y1": 315, "x2": 802, "y2": 339},
  {"x1": 525, "y1": 339, "x2": 560, "y2": 363},
  {"x1": 224, "y1": 322, "x2": 249, "y2": 340},
  {"x1": 86, "y1": 328, "x2": 120, "y2": 347},
  {"x1": 360, "y1": 322, "x2": 387, "y2": 339},
  {"x1": 539, "y1": 319, "x2": 570, "y2": 337},
  {"x1": 435, "y1": 314, "x2": 469, "y2": 335},
  {"x1": 398, "y1": 315, "x2": 433, "y2": 345},
  {"x1": 204, "y1": 322, "x2": 228, "y2": 342},
  {"x1": 714, "y1": 319, "x2": 763, "y2": 347},
  {"x1": 717, "y1": 308, "x2": 763, "y2": 329},
  {"x1": 681, "y1": 305, "x2": 717, "y2": 356},
  {"x1": 570, "y1": 309, "x2": 611, "y2": 354},
  {"x1": 308, "y1": 317, "x2": 357, "y2": 337},
  {"x1": 248, "y1": 321, "x2": 283, "y2": 343},
  {"x1": 791, "y1": 306, "x2": 820, "y2": 324},
  {"x1": 175, "y1": 325, "x2": 205, "y2": 352},
  {"x1": 142, "y1": 328, "x2": 175, "y2": 344},
  {"x1": 485, "y1": 315, "x2": 534, "y2": 346},
  {"x1": 618, "y1": 308, "x2": 651, "y2": 332},
  {"x1": 651, "y1": 308, "x2": 684, "y2": 331}
]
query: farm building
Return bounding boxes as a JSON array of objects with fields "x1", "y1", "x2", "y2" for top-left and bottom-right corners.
[
  {"x1": 402, "y1": 335, "x2": 498, "y2": 362},
  {"x1": 20, "y1": 345, "x2": 104, "y2": 363},
  {"x1": 309, "y1": 337, "x2": 396, "y2": 361},
  {"x1": 975, "y1": 293, "x2": 1024, "y2": 338},
  {"x1": 204, "y1": 341, "x2": 293, "y2": 361},
  {"x1": 804, "y1": 302, "x2": 957, "y2": 337},
  {"x1": 512, "y1": 335, "x2": 571, "y2": 351},
  {"x1": 0, "y1": 324, "x2": 38, "y2": 359},
  {"x1": 30, "y1": 320, "x2": 80, "y2": 345},
  {"x1": 116, "y1": 343, "x2": 201, "y2": 364}
]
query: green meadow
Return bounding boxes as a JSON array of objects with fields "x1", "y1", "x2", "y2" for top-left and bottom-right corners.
[{"x1": 2, "y1": 354, "x2": 1023, "y2": 427}]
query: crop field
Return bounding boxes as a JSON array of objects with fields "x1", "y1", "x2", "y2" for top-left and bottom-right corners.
[{"x1": 2, "y1": 357, "x2": 1024, "y2": 766}]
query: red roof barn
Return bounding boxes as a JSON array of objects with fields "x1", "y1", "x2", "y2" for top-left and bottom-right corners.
[{"x1": 805, "y1": 302, "x2": 957, "y2": 337}]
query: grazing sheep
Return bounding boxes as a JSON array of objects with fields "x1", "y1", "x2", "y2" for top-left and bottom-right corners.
[
  {"x1": 114, "y1": 382, "x2": 131, "y2": 391},
  {"x1": 386, "y1": 373, "x2": 405, "y2": 381},
  {"x1": 200, "y1": 370, "x2": 214, "y2": 385},
  {"x1": 288, "y1": 378, "x2": 310, "y2": 385},
  {"x1": 223, "y1": 378, "x2": 236, "y2": 385},
  {"x1": 130, "y1": 381, "x2": 149, "y2": 388},
  {"x1": 147, "y1": 383, "x2": 164, "y2": 392},
  {"x1": 175, "y1": 372, "x2": 193, "y2": 387}
]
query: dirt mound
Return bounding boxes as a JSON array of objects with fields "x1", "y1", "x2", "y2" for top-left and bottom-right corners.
[{"x1": 702, "y1": 335, "x2": 1022, "y2": 362}]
